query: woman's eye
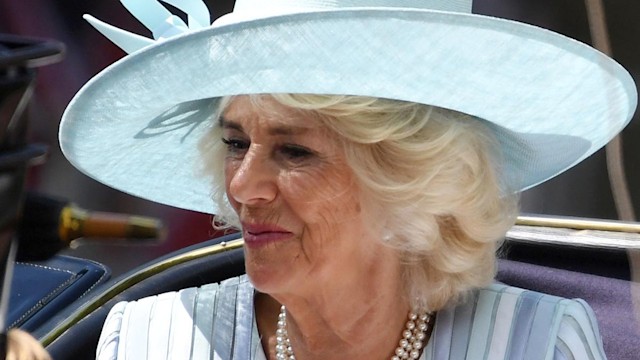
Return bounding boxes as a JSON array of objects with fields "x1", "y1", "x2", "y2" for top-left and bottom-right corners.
[
  {"x1": 280, "y1": 145, "x2": 314, "y2": 160},
  {"x1": 221, "y1": 138, "x2": 248, "y2": 153}
]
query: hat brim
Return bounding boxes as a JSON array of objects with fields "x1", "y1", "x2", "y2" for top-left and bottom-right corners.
[{"x1": 60, "y1": 9, "x2": 637, "y2": 214}]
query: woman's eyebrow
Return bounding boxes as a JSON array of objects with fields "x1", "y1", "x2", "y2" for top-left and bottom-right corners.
[
  {"x1": 218, "y1": 116, "x2": 242, "y2": 131},
  {"x1": 267, "y1": 125, "x2": 310, "y2": 136}
]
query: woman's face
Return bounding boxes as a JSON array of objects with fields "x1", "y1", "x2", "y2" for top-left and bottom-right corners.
[{"x1": 221, "y1": 96, "x2": 389, "y2": 295}]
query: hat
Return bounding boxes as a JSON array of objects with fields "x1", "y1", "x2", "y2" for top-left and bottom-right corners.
[{"x1": 59, "y1": 0, "x2": 637, "y2": 214}]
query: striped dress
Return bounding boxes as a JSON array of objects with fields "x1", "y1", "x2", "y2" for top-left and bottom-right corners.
[{"x1": 96, "y1": 275, "x2": 606, "y2": 359}]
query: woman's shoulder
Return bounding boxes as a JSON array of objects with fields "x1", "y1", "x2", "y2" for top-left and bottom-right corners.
[
  {"x1": 96, "y1": 275, "x2": 258, "y2": 360},
  {"x1": 99, "y1": 275, "x2": 252, "y2": 326},
  {"x1": 422, "y1": 283, "x2": 607, "y2": 359}
]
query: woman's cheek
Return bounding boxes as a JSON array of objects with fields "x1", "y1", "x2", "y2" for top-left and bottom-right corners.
[{"x1": 281, "y1": 166, "x2": 360, "y2": 222}]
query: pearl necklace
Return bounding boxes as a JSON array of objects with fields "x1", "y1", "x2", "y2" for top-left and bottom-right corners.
[{"x1": 275, "y1": 305, "x2": 434, "y2": 360}]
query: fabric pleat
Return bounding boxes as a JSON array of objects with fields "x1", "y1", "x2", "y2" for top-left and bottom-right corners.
[
  {"x1": 466, "y1": 287, "x2": 500, "y2": 358},
  {"x1": 169, "y1": 288, "x2": 197, "y2": 359},
  {"x1": 232, "y1": 280, "x2": 255, "y2": 359},
  {"x1": 96, "y1": 302, "x2": 126, "y2": 360},
  {"x1": 506, "y1": 291, "x2": 543, "y2": 359},
  {"x1": 212, "y1": 277, "x2": 239, "y2": 359},
  {"x1": 428, "y1": 304, "x2": 454, "y2": 359},
  {"x1": 448, "y1": 293, "x2": 477, "y2": 359},
  {"x1": 125, "y1": 296, "x2": 154, "y2": 359},
  {"x1": 486, "y1": 286, "x2": 523, "y2": 359},
  {"x1": 192, "y1": 283, "x2": 218, "y2": 358},
  {"x1": 146, "y1": 292, "x2": 175, "y2": 359}
]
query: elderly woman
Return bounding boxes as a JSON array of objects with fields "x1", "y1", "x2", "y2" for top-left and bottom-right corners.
[
  {"x1": 204, "y1": 94, "x2": 517, "y2": 357},
  {"x1": 59, "y1": 0, "x2": 636, "y2": 359}
]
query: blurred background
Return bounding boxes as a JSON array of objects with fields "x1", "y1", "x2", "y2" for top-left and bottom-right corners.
[{"x1": 1, "y1": 0, "x2": 639, "y2": 276}]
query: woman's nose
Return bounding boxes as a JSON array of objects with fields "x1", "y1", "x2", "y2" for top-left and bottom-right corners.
[{"x1": 227, "y1": 148, "x2": 277, "y2": 205}]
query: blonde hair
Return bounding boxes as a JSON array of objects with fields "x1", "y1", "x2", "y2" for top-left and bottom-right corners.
[{"x1": 199, "y1": 94, "x2": 518, "y2": 311}]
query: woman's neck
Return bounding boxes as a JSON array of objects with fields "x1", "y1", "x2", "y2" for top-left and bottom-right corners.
[{"x1": 255, "y1": 250, "x2": 411, "y2": 360}]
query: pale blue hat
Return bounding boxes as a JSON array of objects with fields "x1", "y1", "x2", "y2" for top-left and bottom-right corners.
[{"x1": 59, "y1": 0, "x2": 637, "y2": 214}]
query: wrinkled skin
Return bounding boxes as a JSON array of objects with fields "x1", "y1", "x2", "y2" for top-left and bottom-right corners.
[{"x1": 220, "y1": 96, "x2": 409, "y2": 360}]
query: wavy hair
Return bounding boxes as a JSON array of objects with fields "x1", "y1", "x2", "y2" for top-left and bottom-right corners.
[{"x1": 199, "y1": 94, "x2": 518, "y2": 311}]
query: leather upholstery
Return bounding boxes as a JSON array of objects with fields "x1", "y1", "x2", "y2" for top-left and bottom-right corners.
[
  {"x1": 43, "y1": 233, "x2": 244, "y2": 360},
  {"x1": 9, "y1": 255, "x2": 110, "y2": 332}
]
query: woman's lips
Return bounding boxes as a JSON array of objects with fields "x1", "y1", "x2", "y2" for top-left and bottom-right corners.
[{"x1": 241, "y1": 223, "x2": 293, "y2": 247}]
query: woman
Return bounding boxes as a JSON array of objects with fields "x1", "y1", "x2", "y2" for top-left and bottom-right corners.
[{"x1": 59, "y1": 0, "x2": 636, "y2": 359}]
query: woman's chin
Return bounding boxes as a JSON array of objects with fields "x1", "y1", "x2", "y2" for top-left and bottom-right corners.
[
  {"x1": 246, "y1": 270, "x2": 292, "y2": 294},
  {"x1": 242, "y1": 237, "x2": 306, "y2": 294},
  {"x1": 244, "y1": 257, "x2": 299, "y2": 294}
]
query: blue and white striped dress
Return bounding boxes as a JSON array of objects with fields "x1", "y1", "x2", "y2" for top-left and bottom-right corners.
[{"x1": 96, "y1": 275, "x2": 606, "y2": 359}]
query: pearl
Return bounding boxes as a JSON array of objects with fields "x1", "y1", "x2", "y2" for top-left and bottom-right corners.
[{"x1": 275, "y1": 306, "x2": 433, "y2": 360}]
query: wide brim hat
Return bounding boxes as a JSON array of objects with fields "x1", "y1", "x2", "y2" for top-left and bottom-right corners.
[{"x1": 59, "y1": 0, "x2": 637, "y2": 214}]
